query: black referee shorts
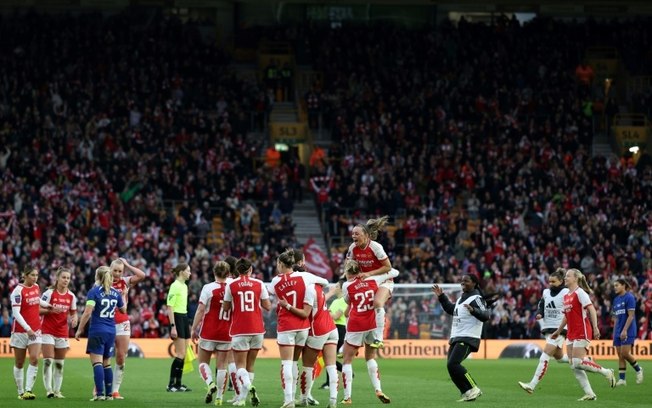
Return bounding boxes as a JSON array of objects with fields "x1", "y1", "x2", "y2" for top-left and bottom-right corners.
[{"x1": 173, "y1": 313, "x2": 190, "y2": 339}]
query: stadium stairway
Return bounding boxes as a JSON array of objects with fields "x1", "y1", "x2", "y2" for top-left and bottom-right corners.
[{"x1": 293, "y1": 194, "x2": 328, "y2": 252}]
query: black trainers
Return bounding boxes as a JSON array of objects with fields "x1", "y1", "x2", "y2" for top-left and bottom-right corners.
[
  {"x1": 166, "y1": 385, "x2": 179, "y2": 392},
  {"x1": 206, "y1": 382, "x2": 217, "y2": 404},
  {"x1": 319, "y1": 383, "x2": 329, "y2": 390},
  {"x1": 178, "y1": 384, "x2": 192, "y2": 392}
]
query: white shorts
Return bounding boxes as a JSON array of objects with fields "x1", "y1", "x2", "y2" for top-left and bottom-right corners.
[
  {"x1": 115, "y1": 321, "x2": 131, "y2": 336},
  {"x1": 231, "y1": 334, "x2": 264, "y2": 352},
  {"x1": 566, "y1": 338, "x2": 591, "y2": 349},
  {"x1": 199, "y1": 339, "x2": 231, "y2": 352},
  {"x1": 344, "y1": 330, "x2": 375, "y2": 348},
  {"x1": 41, "y1": 334, "x2": 70, "y2": 349},
  {"x1": 10, "y1": 331, "x2": 42, "y2": 348},
  {"x1": 379, "y1": 280, "x2": 394, "y2": 293},
  {"x1": 305, "y1": 328, "x2": 339, "y2": 351},
  {"x1": 277, "y1": 329, "x2": 309, "y2": 347},
  {"x1": 545, "y1": 333, "x2": 565, "y2": 349}
]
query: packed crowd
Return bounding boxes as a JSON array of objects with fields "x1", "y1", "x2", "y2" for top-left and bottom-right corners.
[
  {"x1": 270, "y1": 17, "x2": 652, "y2": 340},
  {"x1": 0, "y1": 11, "x2": 296, "y2": 338},
  {"x1": 3, "y1": 11, "x2": 652, "y2": 342}
]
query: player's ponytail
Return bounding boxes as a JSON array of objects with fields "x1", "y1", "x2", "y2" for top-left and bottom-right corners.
[
  {"x1": 568, "y1": 268, "x2": 593, "y2": 294},
  {"x1": 291, "y1": 248, "x2": 306, "y2": 272},
  {"x1": 361, "y1": 215, "x2": 389, "y2": 240},
  {"x1": 95, "y1": 265, "x2": 112, "y2": 294},
  {"x1": 212, "y1": 261, "x2": 230, "y2": 280},
  {"x1": 551, "y1": 267, "x2": 565, "y2": 285},
  {"x1": 235, "y1": 258, "x2": 252, "y2": 275},
  {"x1": 277, "y1": 250, "x2": 295, "y2": 270}
]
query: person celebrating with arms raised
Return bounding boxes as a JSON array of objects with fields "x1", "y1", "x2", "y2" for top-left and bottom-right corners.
[
  {"x1": 432, "y1": 274, "x2": 490, "y2": 402},
  {"x1": 551, "y1": 268, "x2": 616, "y2": 401}
]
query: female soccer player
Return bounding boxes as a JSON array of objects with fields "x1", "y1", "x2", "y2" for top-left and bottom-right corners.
[
  {"x1": 75, "y1": 265, "x2": 126, "y2": 401},
  {"x1": 347, "y1": 216, "x2": 396, "y2": 349},
  {"x1": 432, "y1": 274, "x2": 490, "y2": 402},
  {"x1": 341, "y1": 259, "x2": 398, "y2": 405},
  {"x1": 11, "y1": 266, "x2": 44, "y2": 400},
  {"x1": 551, "y1": 268, "x2": 616, "y2": 401},
  {"x1": 612, "y1": 278, "x2": 643, "y2": 385},
  {"x1": 41, "y1": 267, "x2": 78, "y2": 398},
  {"x1": 518, "y1": 268, "x2": 569, "y2": 393},
  {"x1": 190, "y1": 260, "x2": 232, "y2": 405},
  {"x1": 269, "y1": 249, "x2": 329, "y2": 408},
  {"x1": 222, "y1": 258, "x2": 272, "y2": 407},
  {"x1": 279, "y1": 281, "x2": 340, "y2": 408},
  {"x1": 166, "y1": 263, "x2": 192, "y2": 392},
  {"x1": 110, "y1": 257, "x2": 145, "y2": 399}
]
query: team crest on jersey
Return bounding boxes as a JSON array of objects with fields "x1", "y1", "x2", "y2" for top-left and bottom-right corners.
[{"x1": 14, "y1": 295, "x2": 21, "y2": 303}]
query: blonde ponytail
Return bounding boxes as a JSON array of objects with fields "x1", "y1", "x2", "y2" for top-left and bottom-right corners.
[
  {"x1": 568, "y1": 268, "x2": 593, "y2": 294},
  {"x1": 95, "y1": 265, "x2": 112, "y2": 294}
]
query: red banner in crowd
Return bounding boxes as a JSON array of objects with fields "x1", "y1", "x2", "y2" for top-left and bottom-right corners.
[{"x1": 303, "y1": 238, "x2": 333, "y2": 280}]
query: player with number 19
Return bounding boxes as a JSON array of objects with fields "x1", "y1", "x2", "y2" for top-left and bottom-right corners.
[{"x1": 75, "y1": 266, "x2": 126, "y2": 401}]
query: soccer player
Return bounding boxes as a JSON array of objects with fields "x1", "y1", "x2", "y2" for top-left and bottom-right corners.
[
  {"x1": 269, "y1": 249, "x2": 329, "y2": 408},
  {"x1": 551, "y1": 268, "x2": 616, "y2": 401},
  {"x1": 11, "y1": 266, "x2": 45, "y2": 400},
  {"x1": 279, "y1": 282, "x2": 340, "y2": 408},
  {"x1": 432, "y1": 274, "x2": 490, "y2": 402},
  {"x1": 518, "y1": 268, "x2": 569, "y2": 393},
  {"x1": 347, "y1": 216, "x2": 397, "y2": 349},
  {"x1": 612, "y1": 278, "x2": 644, "y2": 385},
  {"x1": 40, "y1": 266, "x2": 78, "y2": 398},
  {"x1": 110, "y1": 257, "x2": 145, "y2": 399},
  {"x1": 75, "y1": 265, "x2": 126, "y2": 401},
  {"x1": 166, "y1": 263, "x2": 193, "y2": 392},
  {"x1": 341, "y1": 259, "x2": 397, "y2": 405},
  {"x1": 190, "y1": 260, "x2": 232, "y2": 405},
  {"x1": 320, "y1": 280, "x2": 347, "y2": 390},
  {"x1": 222, "y1": 258, "x2": 272, "y2": 407}
]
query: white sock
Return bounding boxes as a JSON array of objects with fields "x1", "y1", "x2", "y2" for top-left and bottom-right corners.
[
  {"x1": 228, "y1": 363, "x2": 239, "y2": 399},
  {"x1": 53, "y1": 359, "x2": 64, "y2": 393},
  {"x1": 14, "y1": 365, "x2": 24, "y2": 395},
  {"x1": 342, "y1": 364, "x2": 353, "y2": 399},
  {"x1": 530, "y1": 353, "x2": 550, "y2": 387},
  {"x1": 300, "y1": 367, "x2": 314, "y2": 399},
  {"x1": 575, "y1": 358, "x2": 609, "y2": 375},
  {"x1": 26, "y1": 364, "x2": 38, "y2": 392},
  {"x1": 367, "y1": 359, "x2": 382, "y2": 391},
  {"x1": 573, "y1": 368, "x2": 595, "y2": 395},
  {"x1": 43, "y1": 358, "x2": 53, "y2": 393},
  {"x1": 248, "y1": 372, "x2": 255, "y2": 384},
  {"x1": 236, "y1": 368, "x2": 251, "y2": 399},
  {"x1": 216, "y1": 369, "x2": 227, "y2": 399},
  {"x1": 374, "y1": 308, "x2": 386, "y2": 341},
  {"x1": 113, "y1": 364, "x2": 124, "y2": 393},
  {"x1": 199, "y1": 362, "x2": 213, "y2": 385},
  {"x1": 292, "y1": 361, "x2": 299, "y2": 400},
  {"x1": 281, "y1": 360, "x2": 294, "y2": 403},
  {"x1": 326, "y1": 365, "x2": 338, "y2": 402}
]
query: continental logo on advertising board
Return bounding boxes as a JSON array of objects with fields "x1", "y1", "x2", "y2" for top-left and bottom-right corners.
[{"x1": 2, "y1": 338, "x2": 651, "y2": 360}]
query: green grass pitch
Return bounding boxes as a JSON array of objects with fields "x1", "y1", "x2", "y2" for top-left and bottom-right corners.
[{"x1": 0, "y1": 358, "x2": 649, "y2": 407}]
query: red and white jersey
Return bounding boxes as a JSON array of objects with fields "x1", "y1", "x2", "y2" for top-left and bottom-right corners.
[
  {"x1": 562, "y1": 287, "x2": 593, "y2": 341},
  {"x1": 309, "y1": 285, "x2": 336, "y2": 337},
  {"x1": 112, "y1": 276, "x2": 132, "y2": 324},
  {"x1": 347, "y1": 241, "x2": 388, "y2": 273},
  {"x1": 269, "y1": 271, "x2": 327, "y2": 333},
  {"x1": 41, "y1": 288, "x2": 77, "y2": 338},
  {"x1": 224, "y1": 276, "x2": 269, "y2": 336},
  {"x1": 11, "y1": 284, "x2": 42, "y2": 333},
  {"x1": 343, "y1": 270, "x2": 398, "y2": 333},
  {"x1": 198, "y1": 278, "x2": 232, "y2": 342}
]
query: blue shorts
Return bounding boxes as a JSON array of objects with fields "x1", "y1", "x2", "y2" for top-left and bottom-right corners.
[
  {"x1": 613, "y1": 336, "x2": 635, "y2": 347},
  {"x1": 86, "y1": 332, "x2": 116, "y2": 358}
]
